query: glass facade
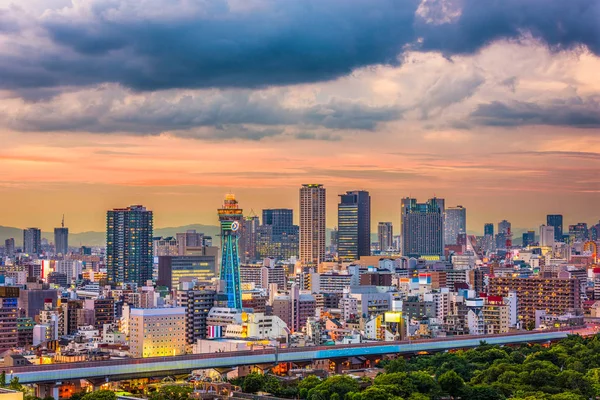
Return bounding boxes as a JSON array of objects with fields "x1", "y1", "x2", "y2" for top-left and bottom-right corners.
[{"x1": 106, "y1": 205, "x2": 153, "y2": 286}]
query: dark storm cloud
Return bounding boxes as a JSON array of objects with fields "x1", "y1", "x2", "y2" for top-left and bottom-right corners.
[
  {"x1": 416, "y1": 0, "x2": 600, "y2": 55},
  {"x1": 0, "y1": 0, "x2": 599, "y2": 93},
  {"x1": 6, "y1": 89, "x2": 401, "y2": 136},
  {"x1": 470, "y1": 97, "x2": 600, "y2": 128}
]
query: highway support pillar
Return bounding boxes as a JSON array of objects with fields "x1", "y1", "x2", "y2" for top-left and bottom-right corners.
[{"x1": 36, "y1": 382, "x2": 60, "y2": 399}]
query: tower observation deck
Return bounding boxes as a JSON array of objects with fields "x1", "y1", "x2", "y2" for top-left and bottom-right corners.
[{"x1": 218, "y1": 194, "x2": 244, "y2": 309}]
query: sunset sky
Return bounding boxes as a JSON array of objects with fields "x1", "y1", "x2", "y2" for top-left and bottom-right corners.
[{"x1": 0, "y1": 0, "x2": 599, "y2": 233}]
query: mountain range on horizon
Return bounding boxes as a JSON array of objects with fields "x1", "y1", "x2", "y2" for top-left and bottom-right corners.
[{"x1": 0, "y1": 224, "x2": 533, "y2": 248}]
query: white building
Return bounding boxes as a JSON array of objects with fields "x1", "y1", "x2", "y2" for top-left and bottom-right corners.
[
  {"x1": 540, "y1": 225, "x2": 555, "y2": 247},
  {"x1": 129, "y1": 307, "x2": 186, "y2": 358}
]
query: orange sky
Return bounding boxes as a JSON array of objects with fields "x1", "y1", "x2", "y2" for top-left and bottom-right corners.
[{"x1": 0, "y1": 3, "x2": 599, "y2": 233}]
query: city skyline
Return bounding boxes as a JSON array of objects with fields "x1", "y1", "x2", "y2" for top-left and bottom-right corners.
[{"x1": 0, "y1": 1, "x2": 598, "y2": 234}]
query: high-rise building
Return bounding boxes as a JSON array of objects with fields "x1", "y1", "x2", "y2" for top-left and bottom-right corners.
[
  {"x1": 522, "y1": 231, "x2": 535, "y2": 247},
  {"x1": 378, "y1": 222, "x2": 393, "y2": 252},
  {"x1": 539, "y1": 225, "x2": 555, "y2": 247},
  {"x1": 176, "y1": 230, "x2": 204, "y2": 256},
  {"x1": 489, "y1": 276, "x2": 580, "y2": 327},
  {"x1": 445, "y1": 206, "x2": 466, "y2": 246},
  {"x1": 0, "y1": 287, "x2": 19, "y2": 351},
  {"x1": 547, "y1": 214, "x2": 563, "y2": 242},
  {"x1": 240, "y1": 215, "x2": 260, "y2": 263},
  {"x1": 401, "y1": 197, "x2": 445, "y2": 257},
  {"x1": 176, "y1": 288, "x2": 216, "y2": 344},
  {"x1": 495, "y1": 220, "x2": 512, "y2": 250},
  {"x1": 338, "y1": 191, "x2": 371, "y2": 262},
  {"x1": 256, "y1": 209, "x2": 299, "y2": 261},
  {"x1": 23, "y1": 228, "x2": 41, "y2": 255},
  {"x1": 568, "y1": 223, "x2": 588, "y2": 242},
  {"x1": 218, "y1": 194, "x2": 244, "y2": 310},
  {"x1": 484, "y1": 223, "x2": 494, "y2": 236},
  {"x1": 106, "y1": 205, "x2": 154, "y2": 286},
  {"x1": 4, "y1": 238, "x2": 15, "y2": 257},
  {"x1": 299, "y1": 184, "x2": 326, "y2": 265},
  {"x1": 54, "y1": 216, "x2": 68, "y2": 256},
  {"x1": 153, "y1": 236, "x2": 179, "y2": 256}
]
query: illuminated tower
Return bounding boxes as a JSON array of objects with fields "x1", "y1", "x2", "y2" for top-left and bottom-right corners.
[{"x1": 218, "y1": 194, "x2": 244, "y2": 310}]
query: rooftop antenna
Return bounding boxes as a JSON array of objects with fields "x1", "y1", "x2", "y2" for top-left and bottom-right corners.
[{"x1": 61, "y1": 214, "x2": 65, "y2": 228}]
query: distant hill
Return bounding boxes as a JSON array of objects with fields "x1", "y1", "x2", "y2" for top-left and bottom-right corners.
[{"x1": 0, "y1": 224, "x2": 222, "y2": 247}]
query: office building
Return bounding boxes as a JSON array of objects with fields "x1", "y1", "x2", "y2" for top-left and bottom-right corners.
[
  {"x1": 547, "y1": 214, "x2": 563, "y2": 242},
  {"x1": 55, "y1": 260, "x2": 83, "y2": 284},
  {"x1": 23, "y1": 228, "x2": 41, "y2": 255},
  {"x1": 176, "y1": 288, "x2": 217, "y2": 344},
  {"x1": 218, "y1": 194, "x2": 244, "y2": 310},
  {"x1": 378, "y1": 222, "x2": 393, "y2": 252},
  {"x1": 540, "y1": 225, "x2": 555, "y2": 247},
  {"x1": 484, "y1": 223, "x2": 494, "y2": 236},
  {"x1": 54, "y1": 218, "x2": 69, "y2": 256},
  {"x1": 157, "y1": 255, "x2": 217, "y2": 289},
  {"x1": 4, "y1": 238, "x2": 15, "y2": 257},
  {"x1": 17, "y1": 317, "x2": 35, "y2": 347},
  {"x1": 522, "y1": 231, "x2": 535, "y2": 247},
  {"x1": 496, "y1": 220, "x2": 512, "y2": 250},
  {"x1": 401, "y1": 197, "x2": 445, "y2": 257},
  {"x1": 0, "y1": 287, "x2": 19, "y2": 351},
  {"x1": 445, "y1": 205, "x2": 466, "y2": 246},
  {"x1": 489, "y1": 276, "x2": 580, "y2": 326},
  {"x1": 299, "y1": 184, "x2": 326, "y2": 265},
  {"x1": 568, "y1": 223, "x2": 588, "y2": 242},
  {"x1": 338, "y1": 191, "x2": 371, "y2": 262},
  {"x1": 271, "y1": 285, "x2": 315, "y2": 332},
  {"x1": 176, "y1": 230, "x2": 204, "y2": 256},
  {"x1": 85, "y1": 298, "x2": 115, "y2": 330},
  {"x1": 240, "y1": 215, "x2": 260, "y2": 263},
  {"x1": 106, "y1": 205, "x2": 153, "y2": 286},
  {"x1": 256, "y1": 209, "x2": 299, "y2": 261},
  {"x1": 153, "y1": 237, "x2": 179, "y2": 256},
  {"x1": 129, "y1": 307, "x2": 186, "y2": 358}
]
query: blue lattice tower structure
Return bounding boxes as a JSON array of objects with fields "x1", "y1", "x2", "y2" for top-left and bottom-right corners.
[{"x1": 218, "y1": 194, "x2": 244, "y2": 310}]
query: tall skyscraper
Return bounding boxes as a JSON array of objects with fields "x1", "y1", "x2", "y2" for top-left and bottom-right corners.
[
  {"x1": 218, "y1": 194, "x2": 243, "y2": 310},
  {"x1": 522, "y1": 231, "x2": 535, "y2": 247},
  {"x1": 484, "y1": 223, "x2": 494, "y2": 236},
  {"x1": 378, "y1": 222, "x2": 393, "y2": 252},
  {"x1": 256, "y1": 209, "x2": 299, "y2": 261},
  {"x1": 338, "y1": 191, "x2": 371, "y2": 262},
  {"x1": 23, "y1": 228, "x2": 41, "y2": 255},
  {"x1": 106, "y1": 205, "x2": 153, "y2": 286},
  {"x1": 401, "y1": 197, "x2": 445, "y2": 257},
  {"x1": 54, "y1": 216, "x2": 69, "y2": 256},
  {"x1": 445, "y1": 205, "x2": 467, "y2": 245},
  {"x1": 496, "y1": 220, "x2": 512, "y2": 250},
  {"x1": 240, "y1": 214, "x2": 260, "y2": 263},
  {"x1": 299, "y1": 184, "x2": 326, "y2": 265},
  {"x1": 547, "y1": 214, "x2": 563, "y2": 242},
  {"x1": 4, "y1": 238, "x2": 15, "y2": 257},
  {"x1": 540, "y1": 225, "x2": 555, "y2": 247}
]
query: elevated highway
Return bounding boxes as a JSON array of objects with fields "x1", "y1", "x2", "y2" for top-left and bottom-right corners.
[{"x1": 8, "y1": 329, "x2": 572, "y2": 384}]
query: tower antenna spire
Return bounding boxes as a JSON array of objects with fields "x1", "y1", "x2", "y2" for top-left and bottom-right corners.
[{"x1": 62, "y1": 214, "x2": 65, "y2": 228}]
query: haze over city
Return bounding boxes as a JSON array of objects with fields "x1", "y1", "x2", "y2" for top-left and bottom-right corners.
[{"x1": 0, "y1": 0, "x2": 599, "y2": 233}]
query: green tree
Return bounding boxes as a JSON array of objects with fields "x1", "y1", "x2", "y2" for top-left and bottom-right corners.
[
  {"x1": 548, "y1": 393, "x2": 585, "y2": 400},
  {"x1": 81, "y1": 390, "x2": 117, "y2": 400},
  {"x1": 263, "y1": 376, "x2": 282, "y2": 395},
  {"x1": 147, "y1": 386, "x2": 191, "y2": 400},
  {"x1": 461, "y1": 385, "x2": 505, "y2": 400},
  {"x1": 307, "y1": 375, "x2": 359, "y2": 400},
  {"x1": 359, "y1": 386, "x2": 393, "y2": 400},
  {"x1": 407, "y1": 394, "x2": 430, "y2": 400},
  {"x1": 298, "y1": 375, "x2": 321, "y2": 392},
  {"x1": 373, "y1": 372, "x2": 415, "y2": 398},
  {"x1": 384, "y1": 358, "x2": 406, "y2": 373},
  {"x1": 242, "y1": 373, "x2": 266, "y2": 394},
  {"x1": 438, "y1": 370, "x2": 464, "y2": 398}
]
